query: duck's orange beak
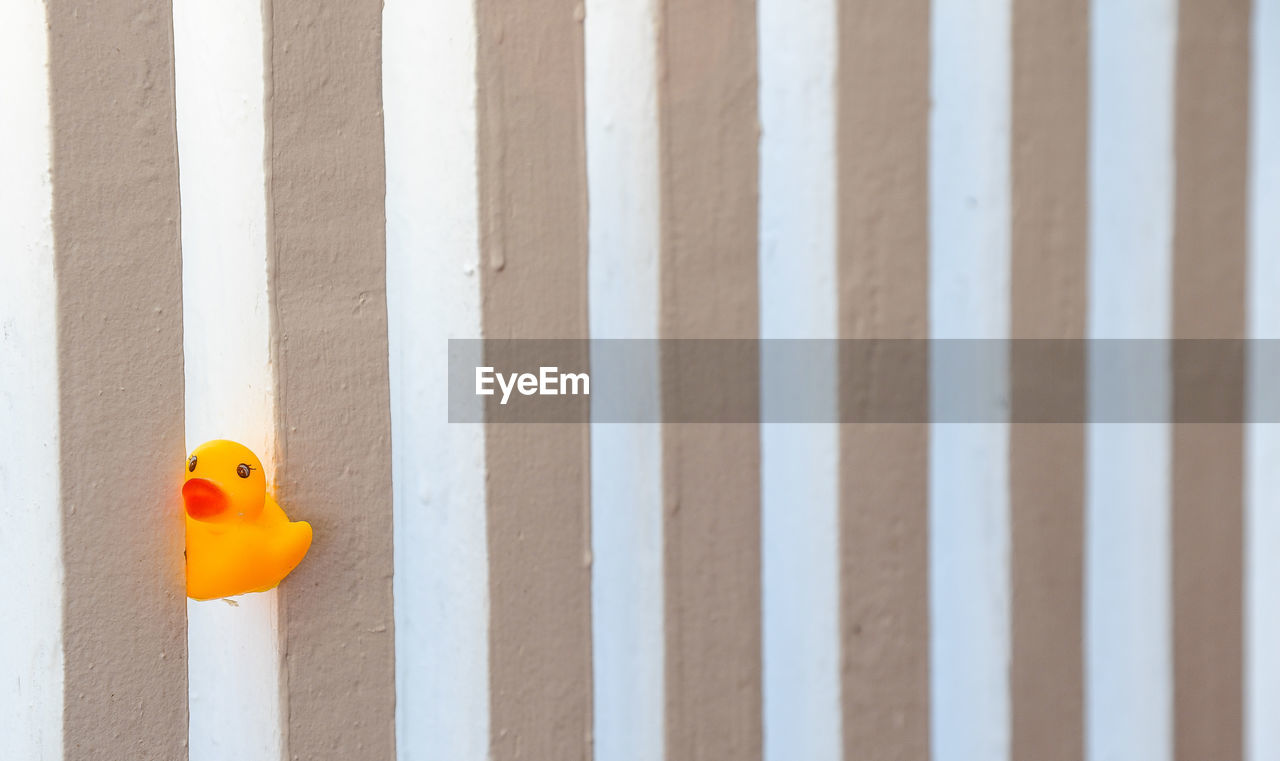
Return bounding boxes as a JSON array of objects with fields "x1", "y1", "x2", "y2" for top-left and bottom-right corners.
[{"x1": 183, "y1": 478, "x2": 227, "y2": 520}]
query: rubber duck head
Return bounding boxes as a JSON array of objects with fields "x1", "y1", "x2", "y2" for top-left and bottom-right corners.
[{"x1": 183, "y1": 439, "x2": 267, "y2": 523}]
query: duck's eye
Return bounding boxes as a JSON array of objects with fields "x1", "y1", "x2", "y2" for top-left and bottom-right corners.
[
  {"x1": 237, "y1": 463, "x2": 252, "y2": 479},
  {"x1": 188, "y1": 455, "x2": 197, "y2": 472}
]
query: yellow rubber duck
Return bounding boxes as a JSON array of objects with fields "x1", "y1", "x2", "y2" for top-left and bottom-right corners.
[{"x1": 183, "y1": 440, "x2": 312, "y2": 601}]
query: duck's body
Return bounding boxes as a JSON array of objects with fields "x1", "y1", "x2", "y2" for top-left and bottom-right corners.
[
  {"x1": 186, "y1": 494, "x2": 312, "y2": 600},
  {"x1": 183, "y1": 440, "x2": 313, "y2": 600}
]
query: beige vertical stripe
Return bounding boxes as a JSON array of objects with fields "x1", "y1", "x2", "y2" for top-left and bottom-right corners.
[
  {"x1": 475, "y1": 2, "x2": 594, "y2": 760},
  {"x1": 658, "y1": 1, "x2": 762, "y2": 759},
  {"x1": 46, "y1": 1, "x2": 190, "y2": 757},
  {"x1": 1172, "y1": 1, "x2": 1250, "y2": 759},
  {"x1": 836, "y1": 2, "x2": 931, "y2": 759},
  {"x1": 265, "y1": 1, "x2": 397, "y2": 757},
  {"x1": 1009, "y1": 2, "x2": 1088, "y2": 761}
]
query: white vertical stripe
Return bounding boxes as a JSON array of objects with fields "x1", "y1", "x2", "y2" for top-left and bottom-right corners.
[
  {"x1": 929, "y1": 1, "x2": 1012, "y2": 761},
  {"x1": 0, "y1": 2, "x2": 61, "y2": 758},
  {"x1": 1086, "y1": 2, "x2": 1177, "y2": 761},
  {"x1": 757, "y1": 0, "x2": 840, "y2": 759},
  {"x1": 1247, "y1": 2, "x2": 1280, "y2": 760},
  {"x1": 585, "y1": 1, "x2": 664, "y2": 759},
  {"x1": 172, "y1": 3, "x2": 282, "y2": 759},
  {"x1": 384, "y1": 1, "x2": 490, "y2": 760}
]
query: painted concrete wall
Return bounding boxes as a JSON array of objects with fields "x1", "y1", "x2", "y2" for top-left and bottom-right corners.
[
  {"x1": 0, "y1": 3, "x2": 61, "y2": 758},
  {"x1": 1, "y1": 2, "x2": 1276, "y2": 760},
  {"x1": 1008, "y1": 2, "x2": 1088, "y2": 758},
  {"x1": 585, "y1": 1, "x2": 665, "y2": 761},
  {"x1": 172, "y1": 2, "x2": 281, "y2": 759},
  {"x1": 3, "y1": 1, "x2": 193, "y2": 758},
  {"x1": 1249, "y1": 5, "x2": 1280, "y2": 761},
  {"x1": 835, "y1": 3, "x2": 932, "y2": 757},
  {"x1": 265, "y1": 1, "x2": 398, "y2": 756},
  {"x1": 758, "y1": 1, "x2": 841, "y2": 761},
  {"x1": 384, "y1": 1, "x2": 490, "y2": 759},
  {"x1": 1087, "y1": 4, "x2": 1177, "y2": 761},
  {"x1": 474, "y1": 3, "x2": 594, "y2": 759},
  {"x1": 929, "y1": 5, "x2": 1012, "y2": 761}
]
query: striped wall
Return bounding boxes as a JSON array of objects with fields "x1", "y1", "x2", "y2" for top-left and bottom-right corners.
[
  {"x1": 759, "y1": 3, "x2": 840, "y2": 761},
  {"x1": 172, "y1": 4, "x2": 282, "y2": 760},
  {"x1": 1009, "y1": 4, "x2": 1087, "y2": 761},
  {"x1": 836, "y1": 5, "x2": 931, "y2": 761},
  {"x1": 1, "y1": 2, "x2": 189, "y2": 760},
  {"x1": 1, "y1": 1, "x2": 1278, "y2": 760},
  {"x1": 584, "y1": 4, "x2": 665, "y2": 761}
]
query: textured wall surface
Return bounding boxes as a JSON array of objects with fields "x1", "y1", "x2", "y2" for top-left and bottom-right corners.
[
  {"x1": 172, "y1": 1, "x2": 283, "y2": 758},
  {"x1": 2, "y1": 1, "x2": 1278, "y2": 760},
  {"x1": 585, "y1": 1, "x2": 666, "y2": 760},
  {"x1": 1009, "y1": 1, "x2": 1087, "y2": 760},
  {"x1": 265, "y1": 1, "x2": 397, "y2": 758},
  {"x1": 759, "y1": 0, "x2": 840, "y2": 759},
  {"x1": 1247, "y1": 6, "x2": 1280, "y2": 761},
  {"x1": 0, "y1": 2, "x2": 63, "y2": 758},
  {"x1": 475, "y1": 1, "x2": 594, "y2": 759},
  {"x1": 1171, "y1": 1, "x2": 1251, "y2": 759},
  {"x1": 836, "y1": 1, "x2": 931, "y2": 759},
  {"x1": 659, "y1": 2, "x2": 763, "y2": 759},
  {"x1": 384, "y1": 1, "x2": 491, "y2": 760},
  {"x1": 46, "y1": 1, "x2": 191, "y2": 758}
]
